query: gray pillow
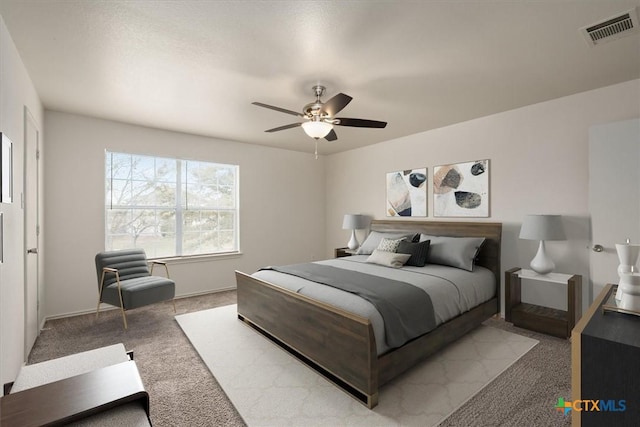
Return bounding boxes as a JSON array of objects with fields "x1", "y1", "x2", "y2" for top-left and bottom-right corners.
[
  {"x1": 356, "y1": 231, "x2": 414, "y2": 255},
  {"x1": 397, "y1": 239, "x2": 431, "y2": 267},
  {"x1": 419, "y1": 234, "x2": 485, "y2": 271}
]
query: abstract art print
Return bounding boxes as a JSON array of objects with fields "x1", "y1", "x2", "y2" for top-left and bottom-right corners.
[
  {"x1": 386, "y1": 168, "x2": 427, "y2": 217},
  {"x1": 433, "y1": 160, "x2": 489, "y2": 217}
]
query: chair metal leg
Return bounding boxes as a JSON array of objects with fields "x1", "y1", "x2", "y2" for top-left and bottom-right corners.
[
  {"x1": 172, "y1": 298, "x2": 176, "y2": 313},
  {"x1": 96, "y1": 270, "x2": 107, "y2": 319},
  {"x1": 120, "y1": 306, "x2": 128, "y2": 330},
  {"x1": 115, "y1": 275, "x2": 128, "y2": 330}
]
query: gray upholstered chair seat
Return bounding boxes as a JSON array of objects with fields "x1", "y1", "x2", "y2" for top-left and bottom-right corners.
[
  {"x1": 95, "y1": 249, "x2": 176, "y2": 329},
  {"x1": 102, "y1": 276, "x2": 175, "y2": 310}
]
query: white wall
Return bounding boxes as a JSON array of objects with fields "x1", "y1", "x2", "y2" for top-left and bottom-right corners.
[
  {"x1": 0, "y1": 16, "x2": 44, "y2": 386},
  {"x1": 325, "y1": 79, "x2": 640, "y2": 314},
  {"x1": 43, "y1": 111, "x2": 326, "y2": 317}
]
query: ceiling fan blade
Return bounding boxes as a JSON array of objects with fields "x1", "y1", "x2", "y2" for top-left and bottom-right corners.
[
  {"x1": 321, "y1": 93, "x2": 352, "y2": 117},
  {"x1": 324, "y1": 129, "x2": 338, "y2": 142},
  {"x1": 335, "y1": 118, "x2": 387, "y2": 128},
  {"x1": 265, "y1": 122, "x2": 302, "y2": 133},
  {"x1": 252, "y1": 102, "x2": 304, "y2": 118}
]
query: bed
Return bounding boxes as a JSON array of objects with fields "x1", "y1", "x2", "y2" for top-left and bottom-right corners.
[{"x1": 235, "y1": 219, "x2": 501, "y2": 408}]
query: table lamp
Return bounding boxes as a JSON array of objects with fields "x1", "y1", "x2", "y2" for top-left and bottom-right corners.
[
  {"x1": 342, "y1": 214, "x2": 368, "y2": 250},
  {"x1": 519, "y1": 214, "x2": 566, "y2": 275}
]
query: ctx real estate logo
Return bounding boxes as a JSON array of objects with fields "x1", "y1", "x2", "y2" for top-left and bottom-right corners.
[{"x1": 555, "y1": 397, "x2": 626, "y2": 415}]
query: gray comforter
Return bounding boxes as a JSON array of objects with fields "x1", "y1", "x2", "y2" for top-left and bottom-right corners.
[
  {"x1": 253, "y1": 256, "x2": 496, "y2": 355},
  {"x1": 262, "y1": 263, "x2": 436, "y2": 348}
]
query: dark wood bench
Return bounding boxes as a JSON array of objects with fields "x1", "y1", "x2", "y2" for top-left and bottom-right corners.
[
  {"x1": 1, "y1": 344, "x2": 151, "y2": 426},
  {"x1": 1, "y1": 361, "x2": 150, "y2": 426}
]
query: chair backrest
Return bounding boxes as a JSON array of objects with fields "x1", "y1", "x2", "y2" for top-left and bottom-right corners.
[{"x1": 95, "y1": 249, "x2": 150, "y2": 288}]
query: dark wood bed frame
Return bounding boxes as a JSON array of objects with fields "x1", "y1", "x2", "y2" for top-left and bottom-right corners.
[{"x1": 235, "y1": 219, "x2": 502, "y2": 408}]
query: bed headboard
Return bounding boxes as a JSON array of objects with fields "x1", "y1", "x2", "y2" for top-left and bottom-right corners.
[{"x1": 370, "y1": 219, "x2": 502, "y2": 287}]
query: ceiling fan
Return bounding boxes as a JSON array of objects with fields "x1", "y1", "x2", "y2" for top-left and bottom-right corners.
[{"x1": 252, "y1": 85, "x2": 387, "y2": 142}]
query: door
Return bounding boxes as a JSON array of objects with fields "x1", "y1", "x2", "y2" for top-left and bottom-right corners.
[
  {"x1": 589, "y1": 118, "x2": 640, "y2": 301},
  {"x1": 24, "y1": 107, "x2": 40, "y2": 357}
]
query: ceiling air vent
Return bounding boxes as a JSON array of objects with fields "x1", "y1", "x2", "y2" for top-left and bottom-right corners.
[{"x1": 580, "y1": 7, "x2": 640, "y2": 46}]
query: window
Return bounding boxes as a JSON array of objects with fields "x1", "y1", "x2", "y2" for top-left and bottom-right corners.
[{"x1": 105, "y1": 151, "x2": 239, "y2": 258}]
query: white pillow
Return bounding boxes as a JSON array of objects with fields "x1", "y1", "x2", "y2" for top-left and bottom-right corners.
[
  {"x1": 356, "y1": 231, "x2": 414, "y2": 255},
  {"x1": 366, "y1": 250, "x2": 411, "y2": 268}
]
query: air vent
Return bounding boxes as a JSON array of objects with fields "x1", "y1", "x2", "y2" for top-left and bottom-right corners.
[{"x1": 580, "y1": 7, "x2": 640, "y2": 46}]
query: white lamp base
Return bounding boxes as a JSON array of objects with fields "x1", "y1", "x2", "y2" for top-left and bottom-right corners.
[
  {"x1": 619, "y1": 273, "x2": 640, "y2": 311},
  {"x1": 347, "y1": 230, "x2": 360, "y2": 250},
  {"x1": 530, "y1": 240, "x2": 555, "y2": 275},
  {"x1": 615, "y1": 243, "x2": 640, "y2": 300}
]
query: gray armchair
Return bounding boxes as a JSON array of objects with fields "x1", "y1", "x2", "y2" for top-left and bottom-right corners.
[{"x1": 95, "y1": 249, "x2": 176, "y2": 329}]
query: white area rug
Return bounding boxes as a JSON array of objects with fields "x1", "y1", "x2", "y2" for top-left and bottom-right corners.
[{"x1": 176, "y1": 305, "x2": 537, "y2": 427}]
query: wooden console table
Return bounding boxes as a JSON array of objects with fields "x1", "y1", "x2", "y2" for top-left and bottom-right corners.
[{"x1": 1, "y1": 361, "x2": 149, "y2": 426}]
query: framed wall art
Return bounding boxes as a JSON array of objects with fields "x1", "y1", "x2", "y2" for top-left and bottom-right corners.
[
  {"x1": 386, "y1": 168, "x2": 427, "y2": 217},
  {"x1": 433, "y1": 159, "x2": 489, "y2": 217},
  {"x1": 1, "y1": 133, "x2": 13, "y2": 204}
]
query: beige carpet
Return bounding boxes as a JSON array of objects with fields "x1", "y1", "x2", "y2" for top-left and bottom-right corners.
[
  {"x1": 177, "y1": 304, "x2": 538, "y2": 427},
  {"x1": 27, "y1": 291, "x2": 246, "y2": 427},
  {"x1": 27, "y1": 291, "x2": 571, "y2": 426}
]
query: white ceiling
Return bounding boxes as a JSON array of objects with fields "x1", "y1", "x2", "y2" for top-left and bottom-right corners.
[{"x1": 1, "y1": 1, "x2": 639, "y2": 155}]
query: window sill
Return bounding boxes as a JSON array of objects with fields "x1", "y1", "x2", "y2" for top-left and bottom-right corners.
[{"x1": 149, "y1": 251, "x2": 242, "y2": 265}]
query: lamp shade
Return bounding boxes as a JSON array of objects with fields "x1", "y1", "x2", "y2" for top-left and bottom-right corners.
[
  {"x1": 519, "y1": 215, "x2": 566, "y2": 241},
  {"x1": 342, "y1": 214, "x2": 368, "y2": 230},
  {"x1": 302, "y1": 121, "x2": 332, "y2": 139}
]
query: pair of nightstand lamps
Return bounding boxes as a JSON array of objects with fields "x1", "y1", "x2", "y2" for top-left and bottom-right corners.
[{"x1": 342, "y1": 214, "x2": 566, "y2": 275}]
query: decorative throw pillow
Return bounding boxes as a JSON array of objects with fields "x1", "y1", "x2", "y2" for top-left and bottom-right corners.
[
  {"x1": 377, "y1": 237, "x2": 403, "y2": 253},
  {"x1": 366, "y1": 250, "x2": 411, "y2": 268},
  {"x1": 419, "y1": 234, "x2": 485, "y2": 271},
  {"x1": 397, "y1": 239, "x2": 431, "y2": 267},
  {"x1": 356, "y1": 231, "x2": 415, "y2": 255}
]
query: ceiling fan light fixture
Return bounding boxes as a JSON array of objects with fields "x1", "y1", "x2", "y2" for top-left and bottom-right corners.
[
  {"x1": 301, "y1": 121, "x2": 333, "y2": 139},
  {"x1": 253, "y1": 86, "x2": 387, "y2": 144},
  {"x1": 302, "y1": 121, "x2": 333, "y2": 139}
]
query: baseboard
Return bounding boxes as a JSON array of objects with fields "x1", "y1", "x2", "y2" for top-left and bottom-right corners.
[
  {"x1": 43, "y1": 286, "x2": 237, "y2": 323},
  {"x1": 174, "y1": 286, "x2": 236, "y2": 300}
]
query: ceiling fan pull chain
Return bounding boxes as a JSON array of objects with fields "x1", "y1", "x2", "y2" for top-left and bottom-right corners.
[{"x1": 314, "y1": 140, "x2": 318, "y2": 160}]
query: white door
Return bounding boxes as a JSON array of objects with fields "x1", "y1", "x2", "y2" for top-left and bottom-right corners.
[
  {"x1": 24, "y1": 108, "x2": 40, "y2": 358},
  {"x1": 588, "y1": 118, "x2": 640, "y2": 301}
]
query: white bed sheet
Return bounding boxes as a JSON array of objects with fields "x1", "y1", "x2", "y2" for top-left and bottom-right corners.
[{"x1": 252, "y1": 255, "x2": 496, "y2": 355}]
